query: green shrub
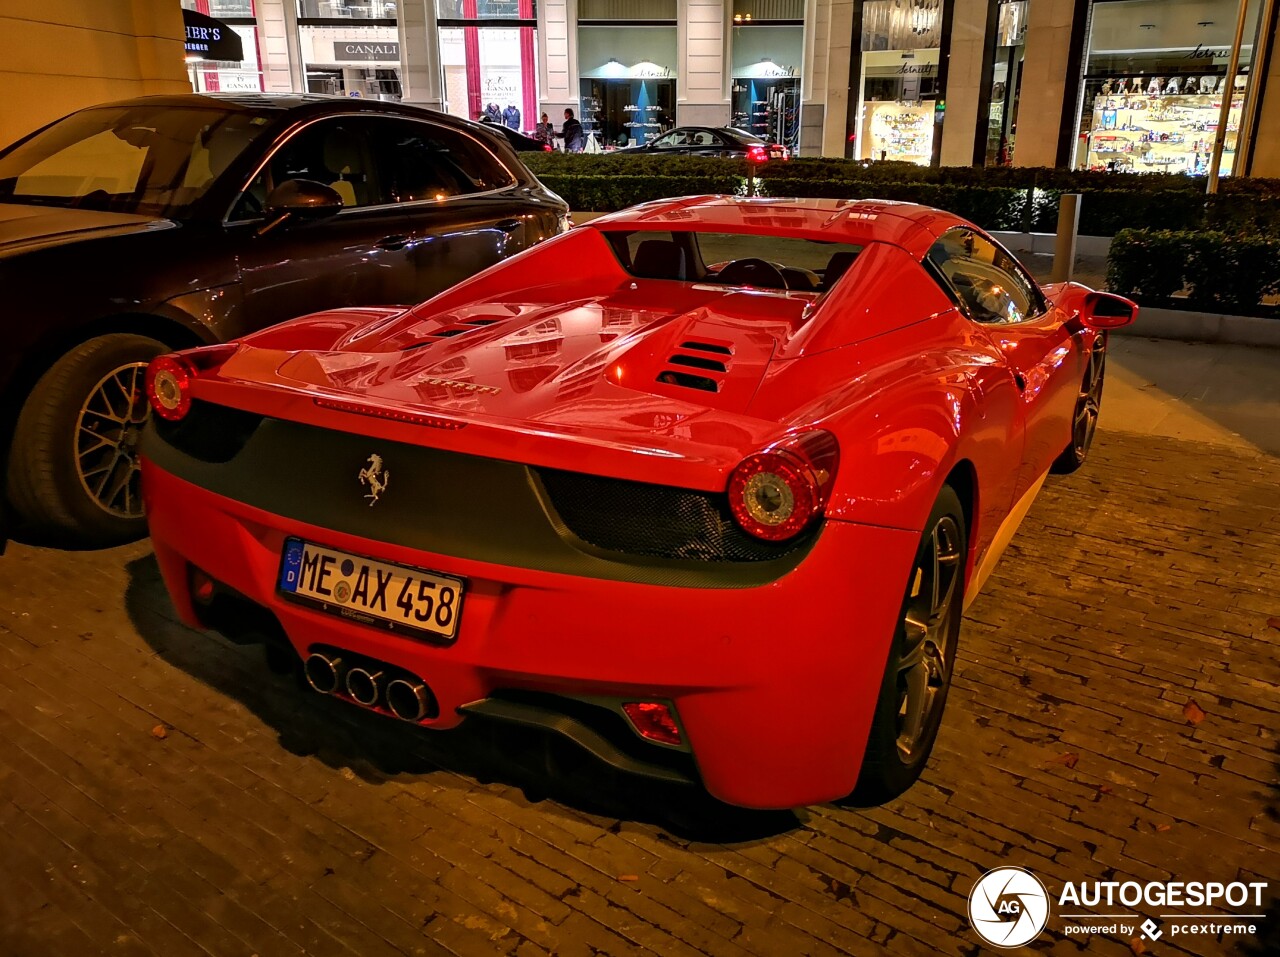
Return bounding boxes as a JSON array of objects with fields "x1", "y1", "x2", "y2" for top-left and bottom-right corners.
[
  {"x1": 536, "y1": 173, "x2": 744, "y2": 212},
  {"x1": 1107, "y1": 229, "x2": 1280, "y2": 313}
]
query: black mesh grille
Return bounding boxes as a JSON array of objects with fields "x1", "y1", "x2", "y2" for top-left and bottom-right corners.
[{"x1": 537, "y1": 468, "x2": 817, "y2": 563}]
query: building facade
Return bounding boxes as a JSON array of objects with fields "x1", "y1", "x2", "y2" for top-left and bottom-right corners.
[{"x1": 179, "y1": 0, "x2": 1279, "y2": 174}]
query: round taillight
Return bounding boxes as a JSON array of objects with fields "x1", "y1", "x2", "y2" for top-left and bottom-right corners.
[
  {"x1": 727, "y1": 431, "x2": 839, "y2": 541},
  {"x1": 145, "y1": 354, "x2": 193, "y2": 421}
]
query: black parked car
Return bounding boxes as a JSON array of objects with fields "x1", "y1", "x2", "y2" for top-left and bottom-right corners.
[
  {"x1": 0, "y1": 93, "x2": 568, "y2": 548},
  {"x1": 617, "y1": 126, "x2": 790, "y2": 161},
  {"x1": 478, "y1": 120, "x2": 552, "y2": 153}
]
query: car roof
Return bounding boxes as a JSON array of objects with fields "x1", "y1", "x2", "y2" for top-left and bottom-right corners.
[
  {"x1": 585, "y1": 195, "x2": 971, "y2": 259},
  {"x1": 82, "y1": 92, "x2": 464, "y2": 124}
]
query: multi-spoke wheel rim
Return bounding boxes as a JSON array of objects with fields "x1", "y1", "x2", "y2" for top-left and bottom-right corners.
[
  {"x1": 896, "y1": 515, "x2": 962, "y2": 762},
  {"x1": 75, "y1": 362, "x2": 151, "y2": 518},
  {"x1": 1072, "y1": 338, "x2": 1107, "y2": 459}
]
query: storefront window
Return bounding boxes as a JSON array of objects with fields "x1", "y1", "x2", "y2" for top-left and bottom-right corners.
[
  {"x1": 984, "y1": 0, "x2": 1027, "y2": 165},
  {"x1": 730, "y1": 1, "x2": 802, "y2": 153},
  {"x1": 298, "y1": 0, "x2": 398, "y2": 18},
  {"x1": 182, "y1": 1, "x2": 262, "y2": 93},
  {"x1": 299, "y1": 23, "x2": 402, "y2": 98},
  {"x1": 855, "y1": 0, "x2": 946, "y2": 164},
  {"x1": 1074, "y1": 0, "x2": 1265, "y2": 175},
  {"x1": 578, "y1": 26, "x2": 677, "y2": 148},
  {"x1": 438, "y1": 0, "x2": 538, "y2": 131}
]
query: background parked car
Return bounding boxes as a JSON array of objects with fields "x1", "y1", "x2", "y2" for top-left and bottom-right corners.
[
  {"x1": 0, "y1": 93, "x2": 568, "y2": 548},
  {"x1": 616, "y1": 126, "x2": 789, "y2": 161}
]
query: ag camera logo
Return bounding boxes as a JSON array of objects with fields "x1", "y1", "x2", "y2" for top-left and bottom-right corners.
[{"x1": 969, "y1": 867, "x2": 1051, "y2": 948}]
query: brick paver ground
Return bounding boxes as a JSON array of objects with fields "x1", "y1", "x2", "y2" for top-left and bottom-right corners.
[{"x1": 0, "y1": 429, "x2": 1276, "y2": 957}]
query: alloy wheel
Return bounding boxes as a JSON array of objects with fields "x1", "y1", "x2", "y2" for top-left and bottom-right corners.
[
  {"x1": 74, "y1": 361, "x2": 152, "y2": 518},
  {"x1": 895, "y1": 514, "x2": 962, "y2": 762},
  {"x1": 1072, "y1": 338, "x2": 1107, "y2": 459}
]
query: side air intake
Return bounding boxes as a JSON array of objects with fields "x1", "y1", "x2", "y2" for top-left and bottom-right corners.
[{"x1": 656, "y1": 340, "x2": 733, "y2": 393}]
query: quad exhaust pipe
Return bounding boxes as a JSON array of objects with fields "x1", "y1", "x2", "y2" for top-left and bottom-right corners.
[
  {"x1": 305, "y1": 652, "x2": 433, "y2": 721},
  {"x1": 345, "y1": 667, "x2": 384, "y2": 707},
  {"x1": 304, "y1": 653, "x2": 344, "y2": 694},
  {"x1": 386, "y1": 679, "x2": 433, "y2": 722}
]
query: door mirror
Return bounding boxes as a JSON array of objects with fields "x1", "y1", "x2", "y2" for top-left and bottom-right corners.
[
  {"x1": 1080, "y1": 291, "x2": 1137, "y2": 329},
  {"x1": 257, "y1": 179, "x2": 344, "y2": 236}
]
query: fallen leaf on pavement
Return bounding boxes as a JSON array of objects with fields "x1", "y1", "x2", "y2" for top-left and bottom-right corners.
[
  {"x1": 1051, "y1": 752, "x2": 1080, "y2": 769},
  {"x1": 1098, "y1": 785, "x2": 1113, "y2": 794},
  {"x1": 1266, "y1": 617, "x2": 1280, "y2": 631},
  {"x1": 618, "y1": 875, "x2": 639, "y2": 882},
  {"x1": 1155, "y1": 823, "x2": 1172, "y2": 833},
  {"x1": 150, "y1": 724, "x2": 168, "y2": 740},
  {"x1": 1183, "y1": 700, "x2": 1206, "y2": 725},
  {"x1": 1130, "y1": 938, "x2": 1146, "y2": 955}
]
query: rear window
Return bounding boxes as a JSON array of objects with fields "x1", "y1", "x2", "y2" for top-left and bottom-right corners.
[{"x1": 602, "y1": 229, "x2": 862, "y2": 294}]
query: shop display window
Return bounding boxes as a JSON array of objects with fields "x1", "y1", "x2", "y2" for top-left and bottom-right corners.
[
  {"x1": 182, "y1": 2, "x2": 263, "y2": 93},
  {"x1": 436, "y1": 0, "x2": 538, "y2": 130},
  {"x1": 731, "y1": 22, "x2": 802, "y2": 153},
  {"x1": 578, "y1": 25, "x2": 677, "y2": 148},
  {"x1": 1073, "y1": 0, "x2": 1265, "y2": 175},
  {"x1": 854, "y1": 0, "x2": 945, "y2": 164},
  {"x1": 299, "y1": 0, "x2": 398, "y2": 18},
  {"x1": 984, "y1": 0, "x2": 1026, "y2": 165}
]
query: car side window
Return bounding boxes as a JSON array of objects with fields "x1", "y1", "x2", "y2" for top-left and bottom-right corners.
[
  {"x1": 229, "y1": 117, "x2": 385, "y2": 221},
  {"x1": 370, "y1": 118, "x2": 514, "y2": 202},
  {"x1": 925, "y1": 228, "x2": 1044, "y2": 324}
]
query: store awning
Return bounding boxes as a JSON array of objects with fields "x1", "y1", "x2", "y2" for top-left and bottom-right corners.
[{"x1": 183, "y1": 9, "x2": 244, "y2": 63}]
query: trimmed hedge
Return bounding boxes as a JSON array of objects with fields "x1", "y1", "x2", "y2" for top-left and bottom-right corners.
[
  {"x1": 1107, "y1": 229, "x2": 1280, "y2": 313},
  {"x1": 537, "y1": 173, "x2": 744, "y2": 212},
  {"x1": 525, "y1": 152, "x2": 1280, "y2": 237}
]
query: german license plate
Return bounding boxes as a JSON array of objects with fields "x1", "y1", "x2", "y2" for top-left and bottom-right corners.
[{"x1": 278, "y1": 538, "x2": 464, "y2": 641}]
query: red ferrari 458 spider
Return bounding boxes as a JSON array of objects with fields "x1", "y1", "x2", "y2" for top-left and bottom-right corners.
[{"x1": 141, "y1": 196, "x2": 1135, "y2": 809}]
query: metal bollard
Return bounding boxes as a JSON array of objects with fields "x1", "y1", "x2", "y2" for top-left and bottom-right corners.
[{"x1": 1051, "y1": 193, "x2": 1081, "y2": 284}]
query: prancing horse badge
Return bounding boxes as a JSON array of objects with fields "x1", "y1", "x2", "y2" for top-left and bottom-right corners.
[{"x1": 357, "y1": 453, "x2": 389, "y2": 505}]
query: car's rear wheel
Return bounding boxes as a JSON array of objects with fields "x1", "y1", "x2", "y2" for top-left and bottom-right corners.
[
  {"x1": 1052, "y1": 334, "x2": 1107, "y2": 474},
  {"x1": 6, "y1": 333, "x2": 169, "y2": 547},
  {"x1": 849, "y1": 486, "x2": 966, "y2": 804}
]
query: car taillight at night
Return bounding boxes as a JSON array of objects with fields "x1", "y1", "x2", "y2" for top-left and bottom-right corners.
[
  {"x1": 144, "y1": 344, "x2": 237, "y2": 422},
  {"x1": 727, "y1": 430, "x2": 839, "y2": 541},
  {"x1": 746, "y1": 145, "x2": 769, "y2": 163},
  {"x1": 145, "y1": 354, "x2": 194, "y2": 421}
]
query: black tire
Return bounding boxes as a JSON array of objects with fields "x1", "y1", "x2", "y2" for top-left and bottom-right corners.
[
  {"x1": 848, "y1": 485, "x2": 966, "y2": 805},
  {"x1": 1051, "y1": 334, "x2": 1107, "y2": 474},
  {"x1": 6, "y1": 333, "x2": 169, "y2": 547}
]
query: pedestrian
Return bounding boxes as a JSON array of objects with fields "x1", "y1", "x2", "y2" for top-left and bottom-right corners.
[
  {"x1": 533, "y1": 111, "x2": 554, "y2": 146},
  {"x1": 484, "y1": 102, "x2": 502, "y2": 124},
  {"x1": 562, "y1": 108, "x2": 584, "y2": 153},
  {"x1": 503, "y1": 103, "x2": 521, "y2": 130}
]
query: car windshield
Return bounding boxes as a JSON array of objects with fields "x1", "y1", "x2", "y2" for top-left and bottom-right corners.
[
  {"x1": 0, "y1": 104, "x2": 274, "y2": 217},
  {"x1": 604, "y1": 229, "x2": 862, "y2": 294}
]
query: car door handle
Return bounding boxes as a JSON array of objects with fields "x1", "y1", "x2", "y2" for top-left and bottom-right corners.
[
  {"x1": 376, "y1": 234, "x2": 410, "y2": 250},
  {"x1": 496, "y1": 219, "x2": 521, "y2": 233}
]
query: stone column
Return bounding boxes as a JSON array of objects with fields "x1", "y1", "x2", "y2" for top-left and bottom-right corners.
[
  {"x1": 678, "y1": 0, "x2": 729, "y2": 126},
  {"x1": 800, "y1": 0, "x2": 828, "y2": 155},
  {"x1": 820, "y1": 0, "x2": 855, "y2": 157},
  {"x1": 1012, "y1": 0, "x2": 1079, "y2": 168},
  {"x1": 397, "y1": 0, "x2": 445, "y2": 110},
  {"x1": 540, "y1": 0, "x2": 577, "y2": 117},
  {"x1": 254, "y1": 0, "x2": 305, "y2": 92},
  {"x1": 939, "y1": 0, "x2": 992, "y2": 166}
]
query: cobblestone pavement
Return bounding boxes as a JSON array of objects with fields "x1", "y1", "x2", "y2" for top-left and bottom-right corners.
[{"x1": 0, "y1": 428, "x2": 1276, "y2": 957}]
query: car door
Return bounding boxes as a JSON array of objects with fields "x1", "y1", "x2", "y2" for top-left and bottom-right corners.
[
  {"x1": 230, "y1": 115, "x2": 425, "y2": 331},
  {"x1": 364, "y1": 116, "x2": 533, "y2": 304},
  {"x1": 925, "y1": 227, "x2": 1084, "y2": 497}
]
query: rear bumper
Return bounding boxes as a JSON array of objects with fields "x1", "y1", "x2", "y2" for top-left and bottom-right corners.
[{"x1": 143, "y1": 460, "x2": 918, "y2": 809}]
